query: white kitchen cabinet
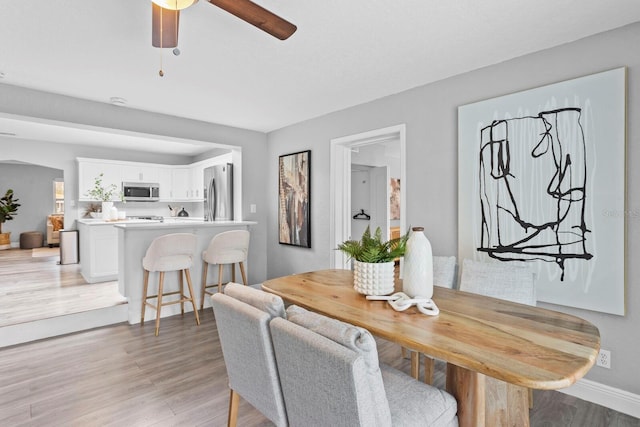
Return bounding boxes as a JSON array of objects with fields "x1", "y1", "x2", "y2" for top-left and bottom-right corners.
[
  {"x1": 78, "y1": 160, "x2": 122, "y2": 201},
  {"x1": 191, "y1": 163, "x2": 205, "y2": 200},
  {"x1": 171, "y1": 167, "x2": 192, "y2": 200},
  {"x1": 157, "y1": 167, "x2": 173, "y2": 200},
  {"x1": 121, "y1": 165, "x2": 159, "y2": 183},
  {"x1": 78, "y1": 222, "x2": 119, "y2": 283}
]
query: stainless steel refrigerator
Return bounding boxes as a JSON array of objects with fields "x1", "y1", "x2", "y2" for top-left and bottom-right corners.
[{"x1": 204, "y1": 163, "x2": 233, "y2": 221}]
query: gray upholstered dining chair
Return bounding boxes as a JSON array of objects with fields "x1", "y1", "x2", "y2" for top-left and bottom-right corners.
[
  {"x1": 458, "y1": 258, "x2": 536, "y2": 407},
  {"x1": 458, "y1": 258, "x2": 536, "y2": 305},
  {"x1": 210, "y1": 283, "x2": 288, "y2": 427},
  {"x1": 270, "y1": 305, "x2": 459, "y2": 427}
]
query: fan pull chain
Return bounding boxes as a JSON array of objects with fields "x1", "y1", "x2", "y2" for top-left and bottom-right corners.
[{"x1": 159, "y1": 5, "x2": 165, "y2": 77}]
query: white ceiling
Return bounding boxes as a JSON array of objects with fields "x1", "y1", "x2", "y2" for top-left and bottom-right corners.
[{"x1": 1, "y1": 0, "x2": 640, "y2": 138}]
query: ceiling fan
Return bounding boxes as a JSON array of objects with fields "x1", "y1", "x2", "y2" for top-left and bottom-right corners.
[{"x1": 151, "y1": 0, "x2": 297, "y2": 49}]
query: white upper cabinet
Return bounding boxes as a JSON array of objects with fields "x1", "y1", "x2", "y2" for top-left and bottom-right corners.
[
  {"x1": 171, "y1": 167, "x2": 192, "y2": 201},
  {"x1": 121, "y1": 165, "x2": 159, "y2": 183},
  {"x1": 78, "y1": 156, "x2": 228, "y2": 202},
  {"x1": 78, "y1": 159, "x2": 122, "y2": 201},
  {"x1": 191, "y1": 163, "x2": 205, "y2": 201},
  {"x1": 157, "y1": 167, "x2": 173, "y2": 200}
]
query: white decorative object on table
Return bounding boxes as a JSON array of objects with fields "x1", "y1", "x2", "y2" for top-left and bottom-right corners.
[
  {"x1": 366, "y1": 292, "x2": 439, "y2": 316},
  {"x1": 403, "y1": 226, "x2": 434, "y2": 299},
  {"x1": 353, "y1": 260, "x2": 395, "y2": 296}
]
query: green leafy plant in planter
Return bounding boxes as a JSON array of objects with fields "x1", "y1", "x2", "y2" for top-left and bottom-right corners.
[
  {"x1": 0, "y1": 189, "x2": 21, "y2": 249},
  {"x1": 337, "y1": 225, "x2": 409, "y2": 263},
  {"x1": 337, "y1": 225, "x2": 410, "y2": 295}
]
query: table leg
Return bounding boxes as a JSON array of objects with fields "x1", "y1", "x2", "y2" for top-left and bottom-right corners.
[
  {"x1": 446, "y1": 363, "x2": 485, "y2": 427},
  {"x1": 446, "y1": 363, "x2": 530, "y2": 427}
]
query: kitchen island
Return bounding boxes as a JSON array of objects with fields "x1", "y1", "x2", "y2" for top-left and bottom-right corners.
[{"x1": 109, "y1": 219, "x2": 255, "y2": 324}]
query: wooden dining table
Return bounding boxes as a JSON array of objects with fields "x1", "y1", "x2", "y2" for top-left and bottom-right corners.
[{"x1": 262, "y1": 269, "x2": 600, "y2": 427}]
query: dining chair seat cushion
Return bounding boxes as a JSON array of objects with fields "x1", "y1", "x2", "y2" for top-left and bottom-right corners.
[
  {"x1": 211, "y1": 292, "x2": 288, "y2": 426},
  {"x1": 380, "y1": 364, "x2": 459, "y2": 427},
  {"x1": 285, "y1": 305, "x2": 391, "y2": 424},
  {"x1": 433, "y1": 256, "x2": 457, "y2": 289},
  {"x1": 223, "y1": 282, "x2": 286, "y2": 319},
  {"x1": 460, "y1": 259, "x2": 536, "y2": 305}
]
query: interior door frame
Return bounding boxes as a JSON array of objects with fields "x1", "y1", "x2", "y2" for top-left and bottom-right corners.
[{"x1": 329, "y1": 124, "x2": 406, "y2": 269}]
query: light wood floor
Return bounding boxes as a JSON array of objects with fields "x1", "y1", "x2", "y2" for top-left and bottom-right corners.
[
  {"x1": 0, "y1": 248, "x2": 126, "y2": 328},
  {"x1": 0, "y1": 248, "x2": 638, "y2": 426},
  {"x1": 0, "y1": 312, "x2": 638, "y2": 426}
]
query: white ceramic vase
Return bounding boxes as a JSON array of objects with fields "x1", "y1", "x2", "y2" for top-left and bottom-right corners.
[
  {"x1": 353, "y1": 260, "x2": 395, "y2": 296},
  {"x1": 403, "y1": 226, "x2": 434, "y2": 298},
  {"x1": 101, "y1": 201, "x2": 114, "y2": 220}
]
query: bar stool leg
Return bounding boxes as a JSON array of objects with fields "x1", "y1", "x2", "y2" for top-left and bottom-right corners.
[
  {"x1": 141, "y1": 269, "x2": 150, "y2": 325},
  {"x1": 184, "y1": 268, "x2": 200, "y2": 325},
  {"x1": 239, "y1": 261, "x2": 248, "y2": 286},
  {"x1": 200, "y1": 261, "x2": 209, "y2": 310},
  {"x1": 217, "y1": 264, "x2": 224, "y2": 294},
  {"x1": 155, "y1": 271, "x2": 165, "y2": 336},
  {"x1": 179, "y1": 269, "x2": 185, "y2": 315}
]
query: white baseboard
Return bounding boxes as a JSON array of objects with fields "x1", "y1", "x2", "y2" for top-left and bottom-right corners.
[{"x1": 560, "y1": 377, "x2": 640, "y2": 419}]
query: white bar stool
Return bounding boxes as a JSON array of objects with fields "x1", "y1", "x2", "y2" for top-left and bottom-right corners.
[
  {"x1": 201, "y1": 230, "x2": 250, "y2": 310},
  {"x1": 141, "y1": 233, "x2": 200, "y2": 336}
]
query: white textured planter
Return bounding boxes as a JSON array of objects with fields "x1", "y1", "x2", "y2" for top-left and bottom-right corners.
[{"x1": 353, "y1": 260, "x2": 395, "y2": 296}]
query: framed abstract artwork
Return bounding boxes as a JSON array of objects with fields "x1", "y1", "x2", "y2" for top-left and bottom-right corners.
[
  {"x1": 279, "y1": 150, "x2": 311, "y2": 248},
  {"x1": 390, "y1": 178, "x2": 401, "y2": 220},
  {"x1": 458, "y1": 68, "x2": 626, "y2": 315}
]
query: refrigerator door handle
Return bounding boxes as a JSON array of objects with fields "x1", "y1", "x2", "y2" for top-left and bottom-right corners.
[{"x1": 210, "y1": 178, "x2": 217, "y2": 221}]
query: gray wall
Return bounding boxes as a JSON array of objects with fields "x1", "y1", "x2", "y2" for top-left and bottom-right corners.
[
  {"x1": 266, "y1": 23, "x2": 640, "y2": 393},
  {"x1": 0, "y1": 86, "x2": 269, "y2": 284},
  {"x1": 0, "y1": 163, "x2": 62, "y2": 245}
]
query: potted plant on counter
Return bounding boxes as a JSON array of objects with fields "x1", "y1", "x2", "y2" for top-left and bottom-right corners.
[
  {"x1": 85, "y1": 173, "x2": 123, "y2": 219},
  {"x1": 0, "y1": 189, "x2": 20, "y2": 250},
  {"x1": 337, "y1": 225, "x2": 409, "y2": 295}
]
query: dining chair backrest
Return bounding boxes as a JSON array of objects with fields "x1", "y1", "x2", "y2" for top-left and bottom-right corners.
[
  {"x1": 270, "y1": 309, "x2": 391, "y2": 426},
  {"x1": 433, "y1": 256, "x2": 457, "y2": 289},
  {"x1": 459, "y1": 258, "x2": 536, "y2": 305},
  {"x1": 271, "y1": 305, "x2": 459, "y2": 427},
  {"x1": 211, "y1": 283, "x2": 287, "y2": 426}
]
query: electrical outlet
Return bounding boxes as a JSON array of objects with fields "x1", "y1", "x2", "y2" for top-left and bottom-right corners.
[{"x1": 596, "y1": 349, "x2": 611, "y2": 369}]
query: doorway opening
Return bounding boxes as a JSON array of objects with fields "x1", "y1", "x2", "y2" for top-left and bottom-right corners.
[{"x1": 330, "y1": 124, "x2": 406, "y2": 269}]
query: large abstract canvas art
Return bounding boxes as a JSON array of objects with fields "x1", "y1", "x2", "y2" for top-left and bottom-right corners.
[{"x1": 458, "y1": 68, "x2": 626, "y2": 315}]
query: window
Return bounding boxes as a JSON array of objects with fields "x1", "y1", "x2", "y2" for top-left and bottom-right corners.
[{"x1": 54, "y1": 180, "x2": 64, "y2": 213}]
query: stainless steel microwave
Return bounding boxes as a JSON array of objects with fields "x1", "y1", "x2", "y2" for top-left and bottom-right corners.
[{"x1": 122, "y1": 182, "x2": 160, "y2": 202}]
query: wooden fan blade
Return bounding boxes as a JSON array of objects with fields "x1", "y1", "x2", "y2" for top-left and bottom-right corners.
[
  {"x1": 152, "y1": 3, "x2": 180, "y2": 48},
  {"x1": 207, "y1": 0, "x2": 297, "y2": 40}
]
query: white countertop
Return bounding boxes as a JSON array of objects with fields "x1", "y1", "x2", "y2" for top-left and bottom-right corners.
[
  {"x1": 77, "y1": 218, "x2": 256, "y2": 229},
  {"x1": 113, "y1": 220, "x2": 256, "y2": 230}
]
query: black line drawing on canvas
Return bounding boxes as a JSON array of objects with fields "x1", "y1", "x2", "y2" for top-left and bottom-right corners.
[{"x1": 477, "y1": 107, "x2": 593, "y2": 280}]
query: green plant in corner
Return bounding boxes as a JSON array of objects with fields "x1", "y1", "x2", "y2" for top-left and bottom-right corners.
[
  {"x1": 85, "y1": 173, "x2": 123, "y2": 202},
  {"x1": 337, "y1": 225, "x2": 409, "y2": 263},
  {"x1": 0, "y1": 189, "x2": 20, "y2": 234}
]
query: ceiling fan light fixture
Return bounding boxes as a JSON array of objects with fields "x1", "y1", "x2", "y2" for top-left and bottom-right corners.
[{"x1": 151, "y1": 0, "x2": 198, "y2": 10}]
